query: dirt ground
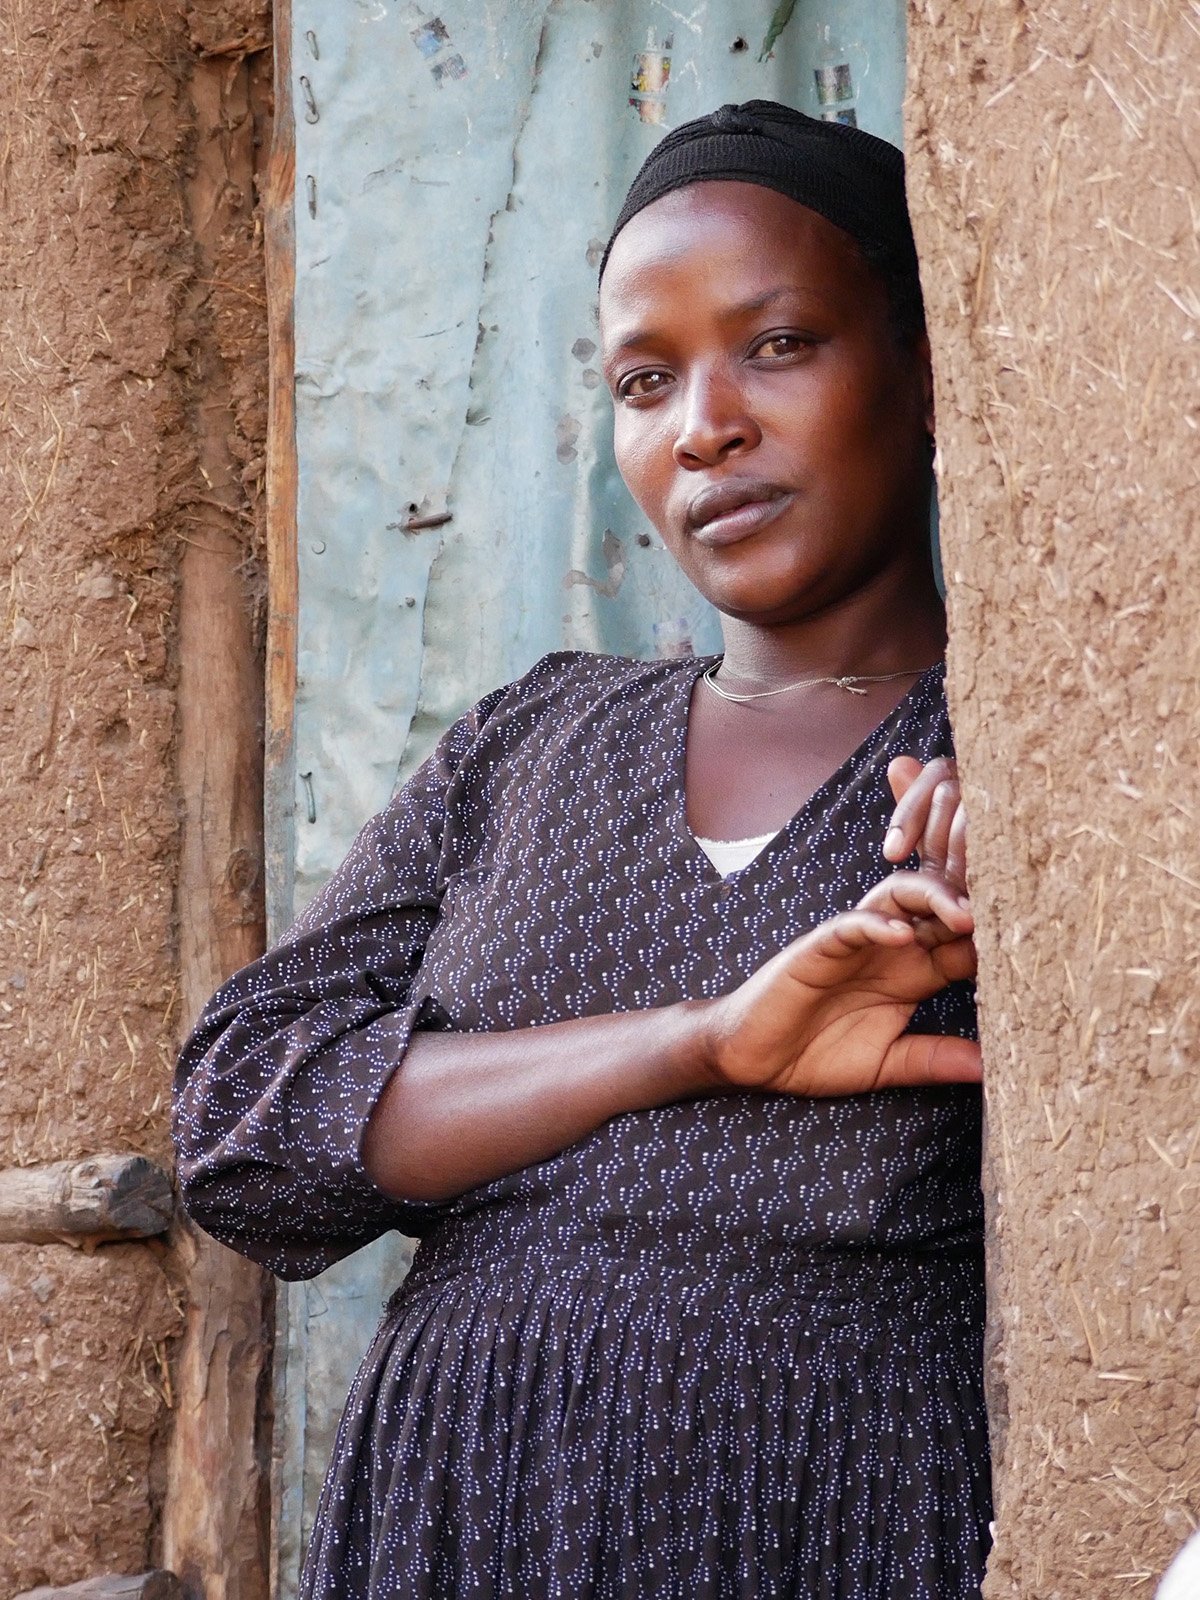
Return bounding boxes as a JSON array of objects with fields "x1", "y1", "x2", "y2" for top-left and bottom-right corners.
[
  {"x1": 908, "y1": 2, "x2": 1200, "y2": 1593},
  {"x1": 0, "y1": 0, "x2": 268, "y2": 1589}
]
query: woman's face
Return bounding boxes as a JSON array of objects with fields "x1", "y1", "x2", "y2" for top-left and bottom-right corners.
[{"x1": 599, "y1": 181, "x2": 934, "y2": 626}]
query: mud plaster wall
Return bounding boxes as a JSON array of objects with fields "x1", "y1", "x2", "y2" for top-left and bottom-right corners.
[
  {"x1": 907, "y1": 1, "x2": 1199, "y2": 1593},
  {"x1": 0, "y1": 1, "x2": 269, "y2": 1591}
]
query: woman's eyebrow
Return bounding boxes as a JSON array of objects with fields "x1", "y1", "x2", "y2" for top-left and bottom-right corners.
[
  {"x1": 728, "y1": 287, "x2": 794, "y2": 314},
  {"x1": 604, "y1": 285, "x2": 828, "y2": 361},
  {"x1": 602, "y1": 327, "x2": 658, "y2": 362},
  {"x1": 725, "y1": 285, "x2": 828, "y2": 317}
]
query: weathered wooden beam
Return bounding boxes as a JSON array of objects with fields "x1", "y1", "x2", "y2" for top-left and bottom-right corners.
[
  {"x1": 0, "y1": 1156, "x2": 173, "y2": 1245},
  {"x1": 14, "y1": 1573, "x2": 182, "y2": 1600},
  {"x1": 159, "y1": 20, "x2": 277, "y2": 1600}
]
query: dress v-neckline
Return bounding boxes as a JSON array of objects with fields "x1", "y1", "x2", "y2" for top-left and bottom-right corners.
[{"x1": 669, "y1": 657, "x2": 943, "y2": 887}]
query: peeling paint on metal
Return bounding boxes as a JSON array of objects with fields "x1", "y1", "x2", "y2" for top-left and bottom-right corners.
[
  {"x1": 554, "y1": 414, "x2": 581, "y2": 464},
  {"x1": 564, "y1": 528, "x2": 626, "y2": 598}
]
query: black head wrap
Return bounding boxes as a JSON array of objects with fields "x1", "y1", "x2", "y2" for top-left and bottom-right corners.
[{"x1": 599, "y1": 100, "x2": 924, "y2": 340}]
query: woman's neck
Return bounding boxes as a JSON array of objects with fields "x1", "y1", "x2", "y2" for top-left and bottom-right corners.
[{"x1": 714, "y1": 566, "x2": 946, "y2": 690}]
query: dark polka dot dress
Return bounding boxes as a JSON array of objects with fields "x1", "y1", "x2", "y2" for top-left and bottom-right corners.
[{"x1": 174, "y1": 652, "x2": 992, "y2": 1599}]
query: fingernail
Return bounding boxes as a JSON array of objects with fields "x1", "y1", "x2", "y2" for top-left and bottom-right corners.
[
  {"x1": 957, "y1": 895, "x2": 971, "y2": 910},
  {"x1": 884, "y1": 827, "x2": 904, "y2": 856}
]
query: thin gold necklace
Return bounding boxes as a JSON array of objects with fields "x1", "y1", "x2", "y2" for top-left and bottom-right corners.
[{"x1": 701, "y1": 661, "x2": 929, "y2": 704}]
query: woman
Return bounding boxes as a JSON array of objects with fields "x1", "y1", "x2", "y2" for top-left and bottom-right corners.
[{"x1": 175, "y1": 102, "x2": 990, "y2": 1597}]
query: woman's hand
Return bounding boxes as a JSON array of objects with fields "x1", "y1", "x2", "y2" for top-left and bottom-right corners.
[
  {"x1": 884, "y1": 755, "x2": 967, "y2": 892},
  {"x1": 364, "y1": 872, "x2": 978, "y2": 1204},
  {"x1": 700, "y1": 872, "x2": 980, "y2": 1097}
]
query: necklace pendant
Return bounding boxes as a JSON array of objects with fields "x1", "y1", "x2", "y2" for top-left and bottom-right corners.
[{"x1": 701, "y1": 661, "x2": 929, "y2": 705}]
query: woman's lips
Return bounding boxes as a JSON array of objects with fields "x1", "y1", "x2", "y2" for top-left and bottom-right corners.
[{"x1": 685, "y1": 480, "x2": 795, "y2": 547}]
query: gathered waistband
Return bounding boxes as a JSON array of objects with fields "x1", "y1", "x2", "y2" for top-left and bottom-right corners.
[{"x1": 395, "y1": 1211, "x2": 984, "y2": 1329}]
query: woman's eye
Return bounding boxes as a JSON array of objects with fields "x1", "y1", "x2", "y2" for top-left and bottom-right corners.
[
  {"x1": 617, "y1": 369, "x2": 672, "y2": 401},
  {"x1": 752, "y1": 333, "x2": 811, "y2": 360}
]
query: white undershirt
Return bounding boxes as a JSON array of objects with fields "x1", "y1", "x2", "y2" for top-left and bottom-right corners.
[{"x1": 693, "y1": 830, "x2": 777, "y2": 876}]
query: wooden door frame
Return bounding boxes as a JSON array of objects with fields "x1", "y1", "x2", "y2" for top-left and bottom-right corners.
[{"x1": 162, "y1": 3, "x2": 298, "y2": 1595}]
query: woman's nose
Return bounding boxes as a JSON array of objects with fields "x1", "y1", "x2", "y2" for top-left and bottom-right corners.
[{"x1": 672, "y1": 372, "x2": 761, "y2": 468}]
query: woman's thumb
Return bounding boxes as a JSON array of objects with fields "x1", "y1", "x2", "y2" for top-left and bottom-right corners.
[{"x1": 876, "y1": 1033, "x2": 982, "y2": 1088}]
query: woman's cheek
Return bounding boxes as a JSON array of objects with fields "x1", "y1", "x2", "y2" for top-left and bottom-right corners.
[{"x1": 614, "y1": 422, "x2": 670, "y2": 522}]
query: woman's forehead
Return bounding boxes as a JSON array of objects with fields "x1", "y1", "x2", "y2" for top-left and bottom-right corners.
[{"x1": 598, "y1": 183, "x2": 871, "y2": 329}]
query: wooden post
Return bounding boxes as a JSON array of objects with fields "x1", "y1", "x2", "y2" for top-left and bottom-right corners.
[
  {"x1": 0, "y1": 1156, "x2": 173, "y2": 1244},
  {"x1": 160, "y1": 27, "x2": 276, "y2": 1600}
]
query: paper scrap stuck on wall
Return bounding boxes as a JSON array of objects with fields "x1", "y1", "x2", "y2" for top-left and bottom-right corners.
[{"x1": 629, "y1": 36, "x2": 672, "y2": 124}]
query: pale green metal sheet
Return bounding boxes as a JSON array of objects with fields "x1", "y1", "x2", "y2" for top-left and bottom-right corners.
[{"x1": 273, "y1": 3, "x2": 906, "y2": 1588}]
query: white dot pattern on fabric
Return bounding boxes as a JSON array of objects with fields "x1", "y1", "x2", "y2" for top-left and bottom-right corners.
[{"x1": 174, "y1": 652, "x2": 991, "y2": 1599}]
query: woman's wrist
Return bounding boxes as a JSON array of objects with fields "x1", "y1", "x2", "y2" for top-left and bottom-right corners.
[{"x1": 659, "y1": 997, "x2": 727, "y2": 1098}]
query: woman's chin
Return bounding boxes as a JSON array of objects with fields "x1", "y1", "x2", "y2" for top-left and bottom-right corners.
[
  {"x1": 678, "y1": 531, "x2": 833, "y2": 616},
  {"x1": 693, "y1": 568, "x2": 826, "y2": 626}
]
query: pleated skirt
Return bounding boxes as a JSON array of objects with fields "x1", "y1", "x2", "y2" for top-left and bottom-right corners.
[{"x1": 301, "y1": 1223, "x2": 991, "y2": 1599}]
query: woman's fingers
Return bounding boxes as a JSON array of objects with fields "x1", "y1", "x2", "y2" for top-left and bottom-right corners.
[
  {"x1": 883, "y1": 757, "x2": 966, "y2": 885},
  {"x1": 884, "y1": 756, "x2": 956, "y2": 851},
  {"x1": 946, "y1": 801, "x2": 969, "y2": 888},
  {"x1": 920, "y1": 779, "x2": 961, "y2": 876},
  {"x1": 799, "y1": 891, "x2": 976, "y2": 990},
  {"x1": 715, "y1": 888, "x2": 981, "y2": 1097},
  {"x1": 876, "y1": 1033, "x2": 983, "y2": 1088},
  {"x1": 857, "y1": 870, "x2": 974, "y2": 936},
  {"x1": 886, "y1": 754, "x2": 923, "y2": 806},
  {"x1": 928, "y1": 932, "x2": 978, "y2": 985},
  {"x1": 808, "y1": 909, "x2": 916, "y2": 955}
]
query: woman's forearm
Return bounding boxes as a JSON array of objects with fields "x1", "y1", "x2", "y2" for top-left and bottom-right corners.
[
  {"x1": 361, "y1": 870, "x2": 977, "y2": 1205},
  {"x1": 361, "y1": 1002, "x2": 719, "y2": 1202}
]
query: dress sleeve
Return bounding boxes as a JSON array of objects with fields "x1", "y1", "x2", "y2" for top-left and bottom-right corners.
[{"x1": 172, "y1": 691, "x2": 504, "y2": 1280}]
